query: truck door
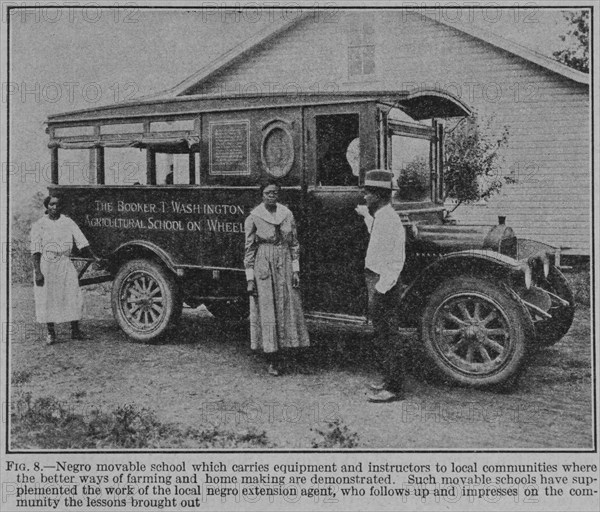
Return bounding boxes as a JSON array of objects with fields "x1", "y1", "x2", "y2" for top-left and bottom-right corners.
[{"x1": 302, "y1": 103, "x2": 376, "y2": 317}]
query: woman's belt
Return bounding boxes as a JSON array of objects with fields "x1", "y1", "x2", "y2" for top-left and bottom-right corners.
[
  {"x1": 43, "y1": 249, "x2": 71, "y2": 257},
  {"x1": 256, "y1": 239, "x2": 284, "y2": 246}
]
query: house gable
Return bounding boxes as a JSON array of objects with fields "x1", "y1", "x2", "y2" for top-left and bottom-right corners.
[{"x1": 174, "y1": 9, "x2": 587, "y2": 97}]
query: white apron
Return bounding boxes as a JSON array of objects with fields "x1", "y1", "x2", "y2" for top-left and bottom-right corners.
[{"x1": 30, "y1": 215, "x2": 89, "y2": 324}]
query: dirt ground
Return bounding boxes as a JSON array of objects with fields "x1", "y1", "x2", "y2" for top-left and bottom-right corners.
[{"x1": 9, "y1": 284, "x2": 594, "y2": 449}]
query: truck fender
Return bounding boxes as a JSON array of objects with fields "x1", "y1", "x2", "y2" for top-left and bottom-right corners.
[
  {"x1": 400, "y1": 250, "x2": 528, "y2": 322},
  {"x1": 108, "y1": 240, "x2": 179, "y2": 275}
]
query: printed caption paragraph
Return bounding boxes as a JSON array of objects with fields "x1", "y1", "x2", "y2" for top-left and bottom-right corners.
[{"x1": 3, "y1": 458, "x2": 599, "y2": 509}]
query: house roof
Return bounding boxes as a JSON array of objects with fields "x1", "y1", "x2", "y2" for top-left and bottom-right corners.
[
  {"x1": 141, "y1": 11, "x2": 314, "y2": 100},
  {"x1": 425, "y1": 13, "x2": 589, "y2": 85},
  {"x1": 146, "y1": 8, "x2": 587, "y2": 101}
]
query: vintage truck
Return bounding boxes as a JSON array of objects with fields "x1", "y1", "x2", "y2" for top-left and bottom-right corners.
[{"x1": 45, "y1": 89, "x2": 575, "y2": 387}]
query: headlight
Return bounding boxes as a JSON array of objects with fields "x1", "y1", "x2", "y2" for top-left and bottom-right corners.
[
  {"x1": 411, "y1": 222, "x2": 419, "y2": 237},
  {"x1": 520, "y1": 262, "x2": 532, "y2": 289},
  {"x1": 542, "y1": 254, "x2": 550, "y2": 278}
]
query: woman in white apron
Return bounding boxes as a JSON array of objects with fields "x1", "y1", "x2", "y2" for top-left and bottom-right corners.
[{"x1": 30, "y1": 195, "x2": 99, "y2": 345}]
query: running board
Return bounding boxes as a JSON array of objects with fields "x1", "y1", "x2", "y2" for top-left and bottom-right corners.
[
  {"x1": 305, "y1": 311, "x2": 416, "y2": 334},
  {"x1": 79, "y1": 274, "x2": 112, "y2": 286},
  {"x1": 305, "y1": 311, "x2": 368, "y2": 325}
]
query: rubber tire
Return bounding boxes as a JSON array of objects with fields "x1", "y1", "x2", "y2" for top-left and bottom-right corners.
[
  {"x1": 111, "y1": 259, "x2": 182, "y2": 342},
  {"x1": 207, "y1": 300, "x2": 249, "y2": 322},
  {"x1": 421, "y1": 276, "x2": 530, "y2": 388},
  {"x1": 533, "y1": 267, "x2": 575, "y2": 347}
]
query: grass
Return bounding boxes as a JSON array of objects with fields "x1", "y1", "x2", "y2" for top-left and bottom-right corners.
[
  {"x1": 11, "y1": 394, "x2": 272, "y2": 449},
  {"x1": 11, "y1": 370, "x2": 32, "y2": 386},
  {"x1": 11, "y1": 393, "x2": 364, "y2": 449},
  {"x1": 311, "y1": 419, "x2": 360, "y2": 448}
]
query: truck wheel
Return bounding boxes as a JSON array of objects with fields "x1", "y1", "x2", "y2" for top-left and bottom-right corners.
[
  {"x1": 533, "y1": 267, "x2": 575, "y2": 347},
  {"x1": 111, "y1": 259, "x2": 182, "y2": 342},
  {"x1": 421, "y1": 277, "x2": 530, "y2": 388}
]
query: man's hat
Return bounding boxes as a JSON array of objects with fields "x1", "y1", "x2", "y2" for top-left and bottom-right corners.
[{"x1": 364, "y1": 169, "x2": 394, "y2": 189}]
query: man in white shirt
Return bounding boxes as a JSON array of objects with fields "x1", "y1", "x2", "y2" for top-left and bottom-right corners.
[{"x1": 356, "y1": 170, "x2": 406, "y2": 402}]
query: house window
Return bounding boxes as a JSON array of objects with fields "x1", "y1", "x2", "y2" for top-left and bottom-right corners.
[{"x1": 348, "y1": 19, "x2": 376, "y2": 78}]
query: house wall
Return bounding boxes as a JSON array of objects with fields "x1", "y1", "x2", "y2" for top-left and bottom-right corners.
[{"x1": 192, "y1": 10, "x2": 590, "y2": 255}]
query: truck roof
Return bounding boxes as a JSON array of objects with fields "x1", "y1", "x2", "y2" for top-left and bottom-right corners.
[{"x1": 47, "y1": 89, "x2": 471, "y2": 126}]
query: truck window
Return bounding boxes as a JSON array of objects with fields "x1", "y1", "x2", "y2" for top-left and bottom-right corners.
[
  {"x1": 391, "y1": 135, "x2": 431, "y2": 202},
  {"x1": 156, "y1": 152, "x2": 199, "y2": 185},
  {"x1": 57, "y1": 148, "x2": 95, "y2": 185},
  {"x1": 104, "y1": 147, "x2": 147, "y2": 185},
  {"x1": 316, "y1": 114, "x2": 359, "y2": 187}
]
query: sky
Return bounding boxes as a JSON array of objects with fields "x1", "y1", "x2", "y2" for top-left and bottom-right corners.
[{"x1": 4, "y1": 4, "x2": 580, "y2": 208}]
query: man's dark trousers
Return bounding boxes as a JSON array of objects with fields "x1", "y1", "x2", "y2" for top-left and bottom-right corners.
[{"x1": 365, "y1": 269, "x2": 405, "y2": 394}]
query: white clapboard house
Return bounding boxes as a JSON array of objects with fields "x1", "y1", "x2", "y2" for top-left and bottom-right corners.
[{"x1": 148, "y1": 9, "x2": 590, "y2": 256}]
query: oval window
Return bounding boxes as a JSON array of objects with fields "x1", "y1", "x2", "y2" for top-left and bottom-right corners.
[{"x1": 262, "y1": 125, "x2": 294, "y2": 178}]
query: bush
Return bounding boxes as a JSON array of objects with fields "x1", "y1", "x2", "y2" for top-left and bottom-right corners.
[
  {"x1": 396, "y1": 156, "x2": 430, "y2": 202},
  {"x1": 444, "y1": 111, "x2": 512, "y2": 212},
  {"x1": 12, "y1": 191, "x2": 46, "y2": 284}
]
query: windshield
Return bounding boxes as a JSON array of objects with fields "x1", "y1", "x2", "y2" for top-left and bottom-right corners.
[{"x1": 387, "y1": 108, "x2": 435, "y2": 204}]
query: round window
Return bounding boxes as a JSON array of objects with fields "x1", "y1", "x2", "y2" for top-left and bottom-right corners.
[{"x1": 262, "y1": 126, "x2": 294, "y2": 178}]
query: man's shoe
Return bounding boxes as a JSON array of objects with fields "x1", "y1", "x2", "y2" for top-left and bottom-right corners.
[
  {"x1": 367, "y1": 389, "x2": 403, "y2": 403},
  {"x1": 367, "y1": 381, "x2": 386, "y2": 392},
  {"x1": 46, "y1": 334, "x2": 57, "y2": 346},
  {"x1": 267, "y1": 364, "x2": 280, "y2": 377}
]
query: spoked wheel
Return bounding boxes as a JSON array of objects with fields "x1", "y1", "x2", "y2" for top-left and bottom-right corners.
[
  {"x1": 421, "y1": 277, "x2": 531, "y2": 388},
  {"x1": 112, "y1": 259, "x2": 182, "y2": 342}
]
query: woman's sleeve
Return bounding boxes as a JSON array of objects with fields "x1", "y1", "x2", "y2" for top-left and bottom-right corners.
[
  {"x1": 30, "y1": 221, "x2": 42, "y2": 254},
  {"x1": 69, "y1": 217, "x2": 90, "y2": 250},
  {"x1": 290, "y1": 213, "x2": 300, "y2": 272},
  {"x1": 244, "y1": 215, "x2": 258, "y2": 280}
]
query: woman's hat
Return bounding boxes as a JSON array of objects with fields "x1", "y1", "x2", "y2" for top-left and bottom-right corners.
[{"x1": 364, "y1": 169, "x2": 394, "y2": 189}]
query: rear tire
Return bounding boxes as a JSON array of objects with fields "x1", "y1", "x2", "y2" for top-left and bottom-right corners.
[
  {"x1": 421, "y1": 277, "x2": 531, "y2": 388},
  {"x1": 111, "y1": 259, "x2": 182, "y2": 342}
]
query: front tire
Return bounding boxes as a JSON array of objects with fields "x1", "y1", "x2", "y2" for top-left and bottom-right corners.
[
  {"x1": 421, "y1": 277, "x2": 531, "y2": 388},
  {"x1": 111, "y1": 259, "x2": 182, "y2": 342}
]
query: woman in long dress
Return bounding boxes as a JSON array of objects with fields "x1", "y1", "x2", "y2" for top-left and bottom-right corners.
[
  {"x1": 30, "y1": 195, "x2": 99, "y2": 345},
  {"x1": 244, "y1": 181, "x2": 310, "y2": 375}
]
